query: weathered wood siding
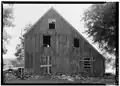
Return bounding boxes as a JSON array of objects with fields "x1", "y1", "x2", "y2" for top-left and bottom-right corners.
[{"x1": 24, "y1": 8, "x2": 105, "y2": 77}]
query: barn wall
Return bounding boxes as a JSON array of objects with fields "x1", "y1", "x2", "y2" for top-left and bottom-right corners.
[
  {"x1": 24, "y1": 8, "x2": 105, "y2": 76},
  {"x1": 92, "y1": 50, "x2": 105, "y2": 77}
]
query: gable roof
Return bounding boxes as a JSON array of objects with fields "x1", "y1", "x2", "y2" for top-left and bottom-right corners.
[
  {"x1": 23, "y1": 7, "x2": 105, "y2": 60},
  {"x1": 23, "y1": 7, "x2": 53, "y2": 37}
]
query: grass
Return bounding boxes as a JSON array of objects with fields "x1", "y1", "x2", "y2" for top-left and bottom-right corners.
[{"x1": 5, "y1": 75, "x2": 115, "y2": 85}]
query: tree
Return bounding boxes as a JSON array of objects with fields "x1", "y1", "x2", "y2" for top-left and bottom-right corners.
[
  {"x1": 14, "y1": 23, "x2": 32, "y2": 62},
  {"x1": 3, "y1": 5, "x2": 14, "y2": 28},
  {"x1": 82, "y1": 2, "x2": 117, "y2": 56},
  {"x1": 3, "y1": 4, "x2": 14, "y2": 54}
]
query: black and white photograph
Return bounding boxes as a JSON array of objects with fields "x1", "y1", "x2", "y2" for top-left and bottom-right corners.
[{"x1": 2, "y1": 1, "x2": 118, "y2": 85}]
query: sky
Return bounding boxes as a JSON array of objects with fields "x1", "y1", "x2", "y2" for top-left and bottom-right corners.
[
  {"x1": 3, "y1": 4, "x2": 115, "y2": 74},
  {"x1": 4, "y1": 4, "x2": 92, "y2": 59}
]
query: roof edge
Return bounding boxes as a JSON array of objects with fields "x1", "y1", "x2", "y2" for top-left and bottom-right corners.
[
  {"x1": 53, "y1": 8, "x2": 105, "y2": 59},
  {"x1": 23, "y1": 7, "x2": 54, "y2": 37}
]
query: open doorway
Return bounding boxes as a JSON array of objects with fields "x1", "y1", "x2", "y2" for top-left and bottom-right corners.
[{"x1": 43, "y1": 35, "x2": 51, "y2": 47}]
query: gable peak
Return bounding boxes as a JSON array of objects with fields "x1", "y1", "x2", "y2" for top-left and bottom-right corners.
[
  {"x1": 48, "y1": 7, "x2": 58, "y2": 13},
  {"x1": 49, "y1": 7, "x2": 55, "y2": 10}
]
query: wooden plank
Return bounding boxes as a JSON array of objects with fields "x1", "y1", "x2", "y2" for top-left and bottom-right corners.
[
  {"x1": 31, "y1": 53, "x2": 33, "y2": 69},
  {"x1": 79, "y1": 60, "x2": 95, "y2": 61},
  {"x1": 29, "y1": 36, "x2": 31, "y2": 53},
  {"x1": 35, "y1": 52, "x2": 40, "y2": 74},
  {"x1": 66, "y1": 36, "x2": 69, "y2": 56},
  {"x1": 56, "y1": 34, "x2": 59, "y2": 55},
  {"x1": 51, "y1": 35, "x2": 55, "y2": 56},
  {"x1": 32, "y1": 35, "x2": 35, "y2": 72},
  {"x1": 30, "y1": 53, "x2": 31, "y2": 69},
  {"x1": 24, "y1": 38, "x2": 27, "y2": 69},
  {"x1": 40, "y1": 34, "x2": 43, "y2": 51},
  {"x1": 59, "y1": 43, "x2": 64, "y2": 56},
  {"x1": 36, "y1": 34, "x2": 39, "y2": 52},
  {"x1": 29, "y1": 52, "x2": 32, "y2": 69},
  {"x1": 40, "y1": 65, "x2": 52, "y2": 67},
  {"x1": 28, "y1": 52, "x2": 29, "y2": 69},
  {"x1": 34, "y1": 34, "x2": 36, "y2": 51}
]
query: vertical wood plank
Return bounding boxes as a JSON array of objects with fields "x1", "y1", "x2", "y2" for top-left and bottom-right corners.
[
  {"x1": 24, "y1": 38, "x2": 27, "y2": 69},
  {"x1": 27, "y1": 52, "x2": 29, "y2": 69},
  {"x1": 27, "y1": 37, "x2": 29, "y2": 69},
  {"x1": 36, "y1": 34, "x2": 39, "y2": 52},
  {"x1": 56, "y1": 34, "x2": 59, "y2": 55},
  {"x1": 32, "y1": 35, "x2": 34, "y2": 72}
]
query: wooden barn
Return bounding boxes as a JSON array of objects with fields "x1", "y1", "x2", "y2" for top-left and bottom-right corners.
[{"x1": 23, "y1": 7, "x2": 105, "y2": 77}]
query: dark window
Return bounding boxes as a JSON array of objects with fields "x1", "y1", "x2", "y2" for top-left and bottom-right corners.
[
  {"x1": 84, "y1": 64, "x2": 91, "y2": 69},
  {"x1": 84, "y1": 63, "x2": 91, "y2": 65},
  {"x1": 84, "y1": 58, "x2": 90, "y2": 60},
  {"x1": 74, "y1": 38, "x2": 79, "y2": 47},
  {"x1": 84, "y1": 57, "x2": 91, "y2": 69},
  {"x1": 84, "y1": 61, "x2": 90, "y2": 64},
  {"x1": 49, "y1": 21, "x2": 55, "y2": 29},
  {"x1": 43, "y1": 35, "x2": 51, "y2": 47},
  {"x1": 84, "y1": 66, "x2": 91, "y2": 68}
]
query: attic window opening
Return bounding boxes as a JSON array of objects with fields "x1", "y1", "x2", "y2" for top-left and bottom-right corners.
[
  {"x1": 74, "y1": 38, "x2": 79, "y2": 48},
  {"x1": 43, "y1": 35, "x2": 51, "y2": 47},
  {"x1": 49, "y1": 21, "x2": 55, "y2": 29}
]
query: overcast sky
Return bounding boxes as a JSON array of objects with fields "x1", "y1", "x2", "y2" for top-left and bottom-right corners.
[{"x1": 3, "y1": 4, "x2": 115, "y2": 74}]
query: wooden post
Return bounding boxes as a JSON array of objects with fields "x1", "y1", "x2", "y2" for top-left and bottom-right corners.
[{"x1": 47, "y1": 56, "x2": 50, "y2": 74}]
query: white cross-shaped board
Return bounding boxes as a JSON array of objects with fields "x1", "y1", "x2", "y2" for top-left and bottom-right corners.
[{"x1": 40, "y1": 56, "x2": 52, "y2": 74}]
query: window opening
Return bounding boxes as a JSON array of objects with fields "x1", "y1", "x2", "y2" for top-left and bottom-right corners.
[
  {"x1": 43, "y1": 35, "x2": 51, "y2": 47},
  {"x1": 74, "y1": 38, "x2": 79, "y2": 47},
  {"x1": 49, "y1": 21, "x2": 55, "y2": 29}
]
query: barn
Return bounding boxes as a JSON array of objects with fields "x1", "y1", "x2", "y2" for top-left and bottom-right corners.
[{"x1": 23, "y1": 7, "x2": 105, "y2": 77}]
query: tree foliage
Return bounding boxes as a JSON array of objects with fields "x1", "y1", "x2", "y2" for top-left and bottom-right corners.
[
  {"x1": 14, "y1": 23, "x2": 32, "y2": 62},
  {"x1": 3, "y1": 4, "x2": 14, "y2": 54},
  {"x1": 3, "y1": 6, "x2": 14, "y2": 27},
  {"x1": 82, "y1": 2, "x2": 117, "y2": 56}
]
